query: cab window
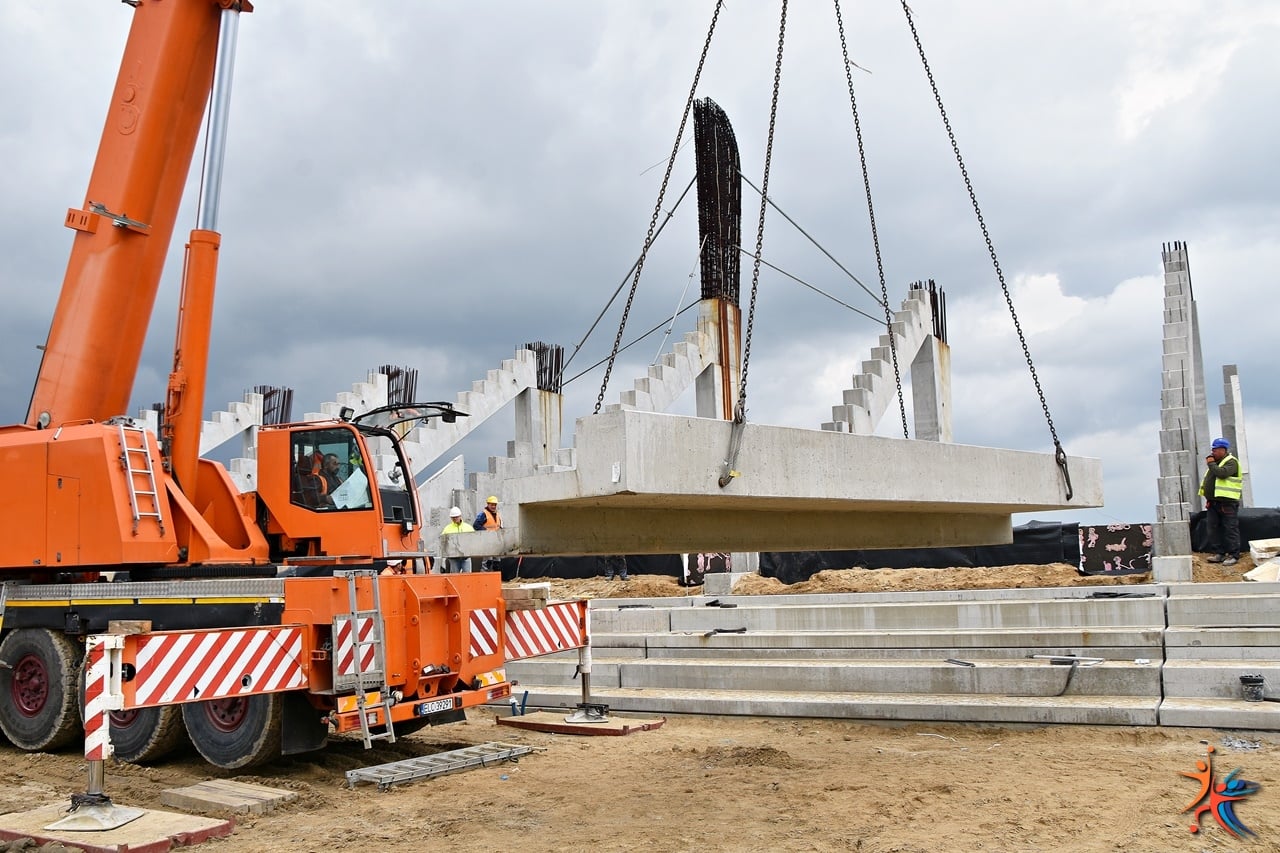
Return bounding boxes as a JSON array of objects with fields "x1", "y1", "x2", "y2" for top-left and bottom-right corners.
[{"x1": 289, "y1": 429, "x2": 373, "y2": 511}]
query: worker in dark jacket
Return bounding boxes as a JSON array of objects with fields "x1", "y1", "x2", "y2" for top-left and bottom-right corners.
[
  {"x1": 474, "y1": 496, "x2": 502, "y2": 531},
  {"x1": 1199, "y1": 437, "x2": 1244, "y2": 567}
]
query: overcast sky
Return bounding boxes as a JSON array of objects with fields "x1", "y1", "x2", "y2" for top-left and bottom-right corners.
[{"x1": 2, "y1": 1, "x2": 1277, "y2": 528}]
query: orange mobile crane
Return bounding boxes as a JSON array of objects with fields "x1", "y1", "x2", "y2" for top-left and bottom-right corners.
[{"x1": 0, "y1": 0, "x2": 574, "y2": 769}]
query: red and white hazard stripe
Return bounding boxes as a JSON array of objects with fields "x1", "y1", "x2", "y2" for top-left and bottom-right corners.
[
  {"x1": 334, "y1": 615, "x2": 379, "y2": 677},
  {"x1": 132, "y1": 626, "x2": 306, "y2": 708},
  {"x1": 469, "y1": 607, "x2": 500, "y2": 659},
  {"x1": 504, "y1": 602, "x2": 585, "y2": 661},
  {"x1": 83, "y1": 636, "x2": 113, "y2": 761}
]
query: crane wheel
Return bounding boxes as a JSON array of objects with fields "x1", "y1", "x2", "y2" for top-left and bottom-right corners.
[
  {"x1": 77, "y1": 658, "x2": 189, "y2": 763},
  {"x1": 0, "y1": 629, "x2": 83, "y2": 751},
  {"x1": 182, "y1": 693, "x2": 283, "y2": 769}
]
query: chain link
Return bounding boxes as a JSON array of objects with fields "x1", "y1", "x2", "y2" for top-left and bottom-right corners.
[
  {"x1": 595, "y1": 1, "x2": 725, "y2": 415},
  {"x1": 899, "y1": 1, "x2": 1071, "y2": 497},
  {"x1": 834, "y1": 0, "x2": 908, "y2": 440},
  {"x1": 735, "y1": 0, "x2": 789, "y2": 423}
]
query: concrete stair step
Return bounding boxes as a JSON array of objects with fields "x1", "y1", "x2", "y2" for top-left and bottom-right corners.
[
  {"x1": 1166, "y1": 594, "x2": 1280, "y2": 628},
  {"x1": 508, "y1": 656, "x2": 1158, "y2": 697},
  {"x1": 1158, "y1": 697, "x2": 1280, "y2": 729},
  {"x1": 1162, "y1": 659, "x2": 1280, "y2": 700},
  {"x1": 588, "y1": 596, "x2": 1166, "y2": 634},
  {"x1": 501, "y1": 685, "x2": 1158, "y2": 726},
  {"x1": 636, "y1": 626, "x2": 1163, "y2": 651}
]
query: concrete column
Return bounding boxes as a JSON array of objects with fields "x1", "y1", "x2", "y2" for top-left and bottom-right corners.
[
  {"x1": 910, "y1": 336, "x2": 952, "y2": 443},
  {"x1": 515, "y1": 387, "x2": 563, "y2": 469},
  {"x1": 695, "y1": 298, "x2": 741, "y2": 420},
  {"x1": 1220, "y1": 365, "x2": 1253, "y2": 507},
  {"x1": 1153, "y1": 242, "x2": 1208, "y2": 578}
]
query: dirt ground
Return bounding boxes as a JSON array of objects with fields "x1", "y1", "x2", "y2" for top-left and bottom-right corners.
[
  {"x1": 528, "y1": 552, "x2": 1258, "y2": 600},
  {"x1": 2, "y1": 558, "x2": 1275, "y2": 853}
]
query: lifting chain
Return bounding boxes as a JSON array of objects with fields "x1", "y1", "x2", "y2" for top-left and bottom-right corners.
[
  {"x1": 594, "y1": 1, "x2": 726, "y2": 415},
  {"x1": 833, "y1": 0, "x2": 909, "y2": 440},
  {"x1": 899, "y1": 1, "x2": 1073, "y2": 499},
  {"x1": 720, "y1": 0, "x2": 789, "y2": 488}
]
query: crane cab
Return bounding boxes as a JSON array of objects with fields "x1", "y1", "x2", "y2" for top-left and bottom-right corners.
[{"x1": 256, "y1": 420, "x2": 425, "y2": 568}]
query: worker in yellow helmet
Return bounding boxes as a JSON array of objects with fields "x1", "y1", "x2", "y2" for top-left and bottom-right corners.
[{"x1": 474, "y1": 496, "x2": 502, "y2": 532}]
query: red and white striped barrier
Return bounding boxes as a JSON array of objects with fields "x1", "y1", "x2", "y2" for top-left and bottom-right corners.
[
  {"x1": 131, "y1": 626, "x2": 306, "y2": 707},
  {"x1": 504, "y1": 602, "x2": 586, "y2": 660},
  {"x1": 468, "y1": 601, "x2": 587, "y2": 661},
  {"x1": 334, "y1": 615, "x2": 379, "y2": 677},
  {"x1": 469, "y1": 608, "x2": 500, "y2": 659}
]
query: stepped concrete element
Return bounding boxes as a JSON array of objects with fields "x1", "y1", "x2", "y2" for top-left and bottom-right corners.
[
  {"x1": 1220, "y1": 364, "x2": 1253, "y2": 506},
  {"x1": 504, "y1": 585, "x2": 1166, "y2": 727},
  {"x1": 139, "y1": 390, "x2": 267, "y2": 493},
  {"x1": 505, "y1": 581, "x2": 1280, "y2": 731},
  {"x1": 303, "y1": 371, "x2": 389, "y2": 423},
  {"x1": 1159, "y1": 581, "x2": 1280, "y2": 729},
  {"x1": 612, "y1": 329, "x2": 715, "y2": 416},
  {"x1": 451, "y1": 408, "x2": 1099, "y2": 557},
  {"x1": 393, "y1": 350, "x2": 538, "y2": 478},
  {"x1": 1152, "y1": 242, "x2": 1207, "y2": 582},
  {"x1": 822, "y1": 289, "x2": 939, "y2": 437}
]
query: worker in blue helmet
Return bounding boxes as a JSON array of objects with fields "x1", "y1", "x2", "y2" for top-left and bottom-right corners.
[{"x1": 1199, "y1": 437, "x2": 1244, "y2": 567}]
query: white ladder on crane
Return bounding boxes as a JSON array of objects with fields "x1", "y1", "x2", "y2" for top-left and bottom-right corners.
[
  {"x1": 336, "y1": 570, "x2": 397, "y2": 748},
  {"x1": 117, "y1": 423, "x2": 165, "y2": 536}
]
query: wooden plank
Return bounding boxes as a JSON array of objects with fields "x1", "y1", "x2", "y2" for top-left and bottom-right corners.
[
  {"x1": 497, "y1": 710, "x2": 666, "y2": 736},
  {"x1": 160, "y1": 779, "x2": 297, "y2": 816}
]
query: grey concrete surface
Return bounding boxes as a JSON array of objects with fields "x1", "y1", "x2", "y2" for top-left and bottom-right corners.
[
  {"x1": 501, "y1": 581, "x2": 1280, "y2": 732},
  {"x1": 489, "y1": 409, "x2": 1101, "y2": 555}
]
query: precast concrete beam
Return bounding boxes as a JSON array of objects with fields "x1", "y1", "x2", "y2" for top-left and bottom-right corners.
[{"x1": 466, "y1": 409, "x2": 1101, "y2": 556}]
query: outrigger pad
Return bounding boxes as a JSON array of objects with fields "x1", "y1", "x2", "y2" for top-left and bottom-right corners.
[{"x1": 564, "y1": 702, "x2": 610, "y2": 724}]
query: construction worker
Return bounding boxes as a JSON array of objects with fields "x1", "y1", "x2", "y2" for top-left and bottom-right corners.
[
  {"x1": 321, "y1": 453, "x2": 344, "y2": 495},
  {"x1": 474, "y1": 496, "x2": 502, "y2": 531},
  {"x1": 441, "y1": 507, "x2": 474, "y2": 573},
  {"x1": 1199, "y1": 437, "x2": 1243, "y2": 567},
  {"x1": 597, "y1": 555, "x2": 629, "y2": 581}
]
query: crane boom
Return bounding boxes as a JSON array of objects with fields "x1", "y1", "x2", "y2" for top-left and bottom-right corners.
[{"x1": 26, "y1": 0, "x2": 237, "y2": 430}]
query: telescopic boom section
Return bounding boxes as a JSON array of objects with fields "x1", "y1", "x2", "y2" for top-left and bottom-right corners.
[{"x1": 26, "y1": 0, "x2": 249, "y2": 430}]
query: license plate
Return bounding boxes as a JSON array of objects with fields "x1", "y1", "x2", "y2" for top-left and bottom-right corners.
[{"x1": 416, "y1": 698, "x2": 454, "y2": 716}]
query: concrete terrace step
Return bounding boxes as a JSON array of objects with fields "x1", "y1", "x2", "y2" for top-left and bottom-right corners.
[
  {"x1": 1158, "y1": 698, "x2": 1280, "y2": 729},
  {"x1": 497, "y1": 581, "x2": 1280, "y2": 732},
  {"x1": 509, "y1": 657, "x2": 1159, "y2": 697},
  {"x1": 590, "y1": 597, "x2": 1166, "y2": 635},
  {"x1": 1166, "y1": 627, "x2": 1280, "y2": 659},
  {"x1": 506, "y1": 685, "x2": 1159, "y2": 727},
  {"x1": 1162, "y1": 660, "x2": 1280, "y2": 700}
]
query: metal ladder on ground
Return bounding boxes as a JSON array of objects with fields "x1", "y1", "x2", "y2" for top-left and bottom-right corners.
[
  {"x1": 345, "y1": 742, "x2": 539, "y2": 790},
  {"x1": 118, "y1": 423, "x2": 165, "y2": 536},
  {"x1": 336, "y1": 570, "x2": 397, "y2": 748}
]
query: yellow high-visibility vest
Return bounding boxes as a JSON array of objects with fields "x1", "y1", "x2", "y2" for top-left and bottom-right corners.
[{"x1": 1199, "y1": 454, "x2": 1243, "y2": 501}]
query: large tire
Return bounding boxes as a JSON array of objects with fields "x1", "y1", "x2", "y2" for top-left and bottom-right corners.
[
  {"x1": 0, "y1": 629, "x2": 82, "y2": 751},
  {"x1": 182, "y1": 693, "x2": 282, "y2": 770},
  {"x1": 109, "y1": 706, "x2": 189, "y2": 764},
  {"x1": 78, "y1": 657, "x2": 190, "y2": 764}
]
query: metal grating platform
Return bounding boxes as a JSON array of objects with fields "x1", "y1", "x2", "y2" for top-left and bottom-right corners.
[{"x1": 345, "y1": 742, "x2": 538, "y2": 790}]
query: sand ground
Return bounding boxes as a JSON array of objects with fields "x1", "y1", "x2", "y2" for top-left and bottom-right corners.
[{"x1": 2, "y1": 558, "x2": 1275, "y2": 853}]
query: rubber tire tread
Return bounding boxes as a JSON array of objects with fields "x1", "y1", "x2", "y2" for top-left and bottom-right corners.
[
  {"x1": 0, "y1": 629, "x2": 83, "y2": 751},
  {"x1": 182, "y1": 693, "x2": 283, "y2": 770},
  {"x1": 77, "y1": 657, "x2": 190, "y2": 763}
]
